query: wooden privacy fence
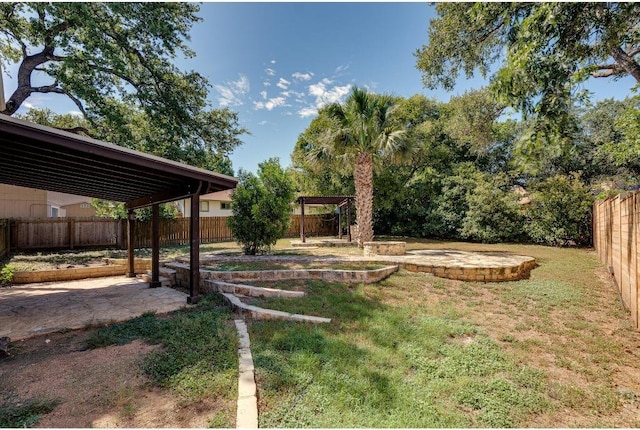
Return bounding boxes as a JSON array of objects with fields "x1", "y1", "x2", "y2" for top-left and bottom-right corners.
[
  {"x1": 0, "y1": 219, "x2": 9, "y2": 259},
  {"x1": 9, "y1": 217, "x2": 124, "y2": 250},
  {"x1": 6, "y1": 214, "x2": 337, "y2": 251},
  {"x1": 593, "y1": 192, "x2": 640, "y2": 330}
]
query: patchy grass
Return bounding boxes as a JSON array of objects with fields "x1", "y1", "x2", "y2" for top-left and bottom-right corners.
[
  {"x1": 85, "y1": 294, "x2": 238, "y2": 426},
  {"x1": 247, "y1": 241, "x2": 640, "y2": 427},
  {"x1": 0, "y1": 398, "x2": 58, "y2": 428},
  {"x1": 5, "y1": 237, "x2": 640, "y2": 426}
]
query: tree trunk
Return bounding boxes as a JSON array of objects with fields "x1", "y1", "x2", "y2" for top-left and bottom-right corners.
[
  {"x1": 354, "y1": 152, "x2": 374, "y2": 248},
  {"x1": 610, "y1": 46, "x2": 640, "y2": 83}
]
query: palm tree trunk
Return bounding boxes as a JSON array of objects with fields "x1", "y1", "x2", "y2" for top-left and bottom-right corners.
[{"x1": 354, "y1": 152, "x2": 374, "y2": 248}]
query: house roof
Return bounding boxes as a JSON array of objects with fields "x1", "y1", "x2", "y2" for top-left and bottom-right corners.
[
  {"x1": 0, "y1": 114, "x2": 237, "y2": 209},
  {"x1": 47, "y1": 191, "x2": 93, "y2": 207},
  {"x1": 201, "y1": 189, "x2": 234, "y2": 201}
]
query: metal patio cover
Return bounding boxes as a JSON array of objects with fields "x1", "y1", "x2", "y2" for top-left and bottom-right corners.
[{"x1": 0, "y1": 114, "x2": 237, "y2": 208}]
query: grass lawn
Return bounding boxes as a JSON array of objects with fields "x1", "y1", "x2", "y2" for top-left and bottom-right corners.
[
  {"x1": 245, "y1": 240, "x2": 640, "y2": 427},
  {"x1": 3, "y1": 238, "x2": 640, "y2": 426}
]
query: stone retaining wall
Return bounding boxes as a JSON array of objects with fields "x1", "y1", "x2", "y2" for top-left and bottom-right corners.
[
  {"x1": 399, "y1": 259, "x2": 537, "y2": 282},
  {"x1": 164, "y1": 262, "x2": 398, "y2": 291},
  {"x1": 363, "y1": 241, "x2": 406, "y2": 256},
  {"x1": 12, "y1": 259, "x2": 152, "y2": 284}
]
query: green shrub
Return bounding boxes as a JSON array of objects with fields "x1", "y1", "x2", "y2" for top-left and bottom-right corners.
[
  {"x1": 525, "y1": 173, "x2": 594, "y2": 246},
  {"x1": 228, "y1": 158, "x2": 295, "y2": 255},
  {"x1": 461, "y1": 173, "x2": 525, "y2": 243},
  {"x1": 0, "y1": 264, "x2": 14, "y2": 287}
]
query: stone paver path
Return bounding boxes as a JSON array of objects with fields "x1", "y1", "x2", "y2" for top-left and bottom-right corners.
[{"x1": 0, "y1": 276, "x2": 188, "y2": 341}]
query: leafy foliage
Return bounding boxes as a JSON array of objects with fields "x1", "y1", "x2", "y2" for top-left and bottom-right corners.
[
  {"x1": 525, "y1": 174, "x2": 594, "y2": 246},
  {"x1": 416, "y1": 3, "x2": 640, "y2": 129},
  {"x1": 0, "y1": 264, "x2": 14, "y2": 287},
  {"x1": 228, "y1": 158, "x2": 295, "y2": 255},
  {"x1": 461, "y1": 173, "x2": 525, "y2": 243},
  {"x1": 91, "y1": 199, "x2": 180, "y2": 221},
  {"x1": 1, "y1": 3, "x2": 247, "y2": 170}
]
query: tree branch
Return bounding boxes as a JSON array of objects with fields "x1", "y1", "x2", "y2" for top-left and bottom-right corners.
[
  {"x1": 86, "y1": 63, "x2": 139, "y2": 88},
  {"x1": 611, "y1": 46, "x2": 640, "y2": 83},
  {"x1": 591, "y1": 62, "x2": 623, "y2": 78}
]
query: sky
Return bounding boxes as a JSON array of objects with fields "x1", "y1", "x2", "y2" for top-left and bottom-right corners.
[{"x1": 2, "y1": 2, "x2": 638, "y2": 175}]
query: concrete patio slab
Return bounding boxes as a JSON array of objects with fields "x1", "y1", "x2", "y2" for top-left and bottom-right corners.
[{"x1": 0, "y1": 276, "x2": 188, "y2": 341}]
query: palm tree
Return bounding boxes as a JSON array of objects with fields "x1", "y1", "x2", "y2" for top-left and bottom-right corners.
[{"x1": 308, "y1": 86, "x2": 409, "y2": 248}]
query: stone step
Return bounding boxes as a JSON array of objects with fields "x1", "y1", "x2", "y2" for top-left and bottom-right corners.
[
  {"x1": 160, "y1": 267, "x2": 177, "y2": 276},
  {"x1": 205, "y1": 280, "x2": 304, "y2": 298},
  {"x1": 220, "y1": 293, "x2": 330, "y2": 324}
]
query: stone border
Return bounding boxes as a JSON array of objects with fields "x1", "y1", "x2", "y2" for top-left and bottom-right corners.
[
  {"x1": 12, "y1": 259, "x2": 152, "y2": 284},
  {"x1": 234, "y1": 319, "x2": 258, "y2": 429},
  {"x1": 179, "y1": 253, "x2": 536, "y2": 283},
  {"x1": 208, "y1": 280, "x2": 305, "y2": 298},
  {"x1": 165, "y1": 261, "x2": 399, "y2": 290},
  {"x1": 363, "y1": 241, "x2": 406, "y2": 256},
  {"x1": 222, "y1": 292, "x2": 331, "y2": 323}
]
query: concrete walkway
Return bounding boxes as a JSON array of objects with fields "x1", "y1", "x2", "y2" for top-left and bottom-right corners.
[{"x1": 0, "y1": 276, "x2": 188, "y2": 341}]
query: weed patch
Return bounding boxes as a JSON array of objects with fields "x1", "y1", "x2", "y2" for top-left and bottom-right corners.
[{"x1": 0, "y1": 398, "x2": 58, "y2": 428}]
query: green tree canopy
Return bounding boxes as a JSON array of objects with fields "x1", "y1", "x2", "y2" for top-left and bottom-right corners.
[
  {"x1": 228, "y1": 158, "x2": 295, "y2": 255},
  {"x1": 0, "y1": 2, "x2": 246, "y2": 169},
  {"x1": 416, "y1": 3, "x2": 640, "y2": 134}
]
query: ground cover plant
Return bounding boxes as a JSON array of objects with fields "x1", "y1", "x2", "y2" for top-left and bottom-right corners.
[
  {"x1": 0, "y1": 398, "x2": 58, "y2": 428},
  {"x1": 84, "y1": 294, "x2": 238, "y2": 427},
  {"x1": 245, "y1": 240, "x2": 640, "y2": 427}
]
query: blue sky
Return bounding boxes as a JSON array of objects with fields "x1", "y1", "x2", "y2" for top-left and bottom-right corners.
[{"x1": 3, "y1": 2, "x2": 638, "y2": 174}]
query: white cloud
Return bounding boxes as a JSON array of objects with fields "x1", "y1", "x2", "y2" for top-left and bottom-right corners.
[
  {"x1": 213, "y1": 74, "x2": 250, "y2": 107},
  {"x1": 265, "y1": 68, "x2": 276, "y2": 76},
  {"x1": 298, "y1": 106, "x2": 318, "y2": 118},
  {"x1": 308, "y1": 80, "x2": 350, "y2": 106},
  {"x1": 292, "y1": 71, "x2": 313, "y2": 81},
  {"x1": 23, "y1": 101, "x2": 35, "y2": 110},
  {"x1": 335, "y1": 64, "x2": 350, "y2": 74},
  {"x1": 260, "y1": 90, "x2": 267, "y2": 100},
  {"x1": 298, "y1": 79, "x2": 351, "y2": 118},
  {"x1": 253, "y1": 96, "x2": 287, "y2": 111},
  {"x1": 270, "y1": 59, "x2": 276, "y2": 64},
  {"x1": 67, "y1": 110, "x2": 83, "y2": 117},
  {"x1": 276, "y1": 78, "x2": 291, "y2": 90},
  {"x1": 263, "y1": 80, "x2": 271, "y2": 87},
  {"x1": 258, "y1": 120, "x2": 268, "y2": 126}
]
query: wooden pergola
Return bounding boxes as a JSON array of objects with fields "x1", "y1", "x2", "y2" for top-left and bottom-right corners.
[
  {"x1": 296, "y1": 195, "x2": 354, "y2": 243},
  {"x1": 0, "y1": 114, "x2": 237, "y2": 303}
]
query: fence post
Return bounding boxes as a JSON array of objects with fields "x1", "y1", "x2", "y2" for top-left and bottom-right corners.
[{"x1": 68, "y1": 219, "x2": 75, "y2": 249}]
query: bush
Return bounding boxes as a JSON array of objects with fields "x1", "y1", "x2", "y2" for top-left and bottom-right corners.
[
  {"x1": 525, "y1": 173, "x2": 594, "y2": 246},
  {"x1": 0, "y1": 264, "x2": 14, "y2": 288},
  {"x1": 228, "y1": 158, "x2": 295, "y2": 255},
  {"x1": 461, "y1": 173, "x2": 525, "y2": 243}
]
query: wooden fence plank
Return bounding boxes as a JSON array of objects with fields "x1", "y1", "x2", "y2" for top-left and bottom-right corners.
[
  {"x1": 594, "y1": 193, "x2": 640, "y2": 330},
  {"x1": 4, "y1": 213, "x2": 338, "y2": 252}
]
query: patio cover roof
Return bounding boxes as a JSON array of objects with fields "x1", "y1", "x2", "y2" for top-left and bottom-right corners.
[
  {"x1": 0, "y1": 114, "x2": 237, "y2": 209},
  {"x1": 296, "y1": 195, "x2": 354, "y2": 206}
]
